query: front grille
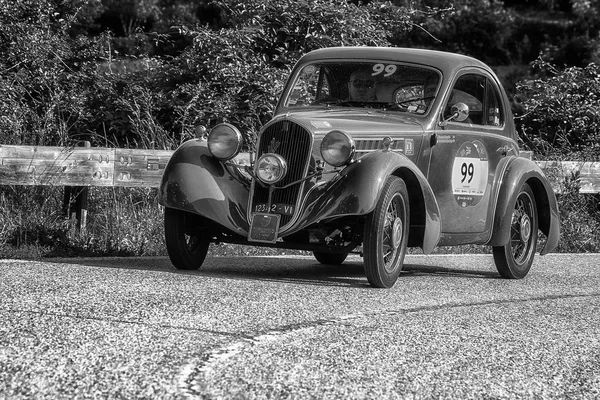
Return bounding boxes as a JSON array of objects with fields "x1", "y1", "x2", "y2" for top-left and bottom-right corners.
[{"x1": 251, "y1": 120, "x2": 312, "y2": 228}]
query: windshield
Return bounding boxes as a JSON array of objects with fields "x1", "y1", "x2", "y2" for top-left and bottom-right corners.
[{"x1": 283, "y1": 61, "x2": 441, "y2": 115}]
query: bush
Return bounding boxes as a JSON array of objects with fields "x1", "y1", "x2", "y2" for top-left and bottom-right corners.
[
  {"x1": 0, "y1": 1, "x2": 110, "y2": 146},
  {"x1": 0, "y1": 186, "x2": 166, "y2": 258},
  {"x1": 516, "y1": 58, "x2": 600, "y2": 159},
  {"x1": 554, "y1": 174, "x2": 600, "y2": 253}
]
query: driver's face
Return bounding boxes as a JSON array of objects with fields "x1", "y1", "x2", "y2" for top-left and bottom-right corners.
[
  {"x1": 348, "y1": 70, "x2": 376, "y2": 101},
  {"x1": 424, "y1": 82, "x2": 437, "y2": 98}
]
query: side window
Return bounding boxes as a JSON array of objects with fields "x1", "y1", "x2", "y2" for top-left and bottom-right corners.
[
  {"x1": 444, "y1": 74, "x2": 485, "y2": 124},
  {"x1": 485, "y1": 79, "x2": 504, "y2": 127}
]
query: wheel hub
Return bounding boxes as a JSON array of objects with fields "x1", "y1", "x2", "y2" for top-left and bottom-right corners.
[
  {"x1": 519, "y1": 214, "x2": 531, "y2": 242},
  {"x1": 391, "y1": 217, "x2": 403, "y2": 249}
]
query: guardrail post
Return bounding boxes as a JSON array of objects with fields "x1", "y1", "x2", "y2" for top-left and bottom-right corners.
[{"x1": 62, "y1": 141, "x2": 91, "y2": 233}]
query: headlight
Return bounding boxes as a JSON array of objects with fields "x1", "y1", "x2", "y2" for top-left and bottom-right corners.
[
  {"x1": 256, "y1": 153, "x2": 287, "y2": 184},
  {"x1": 320, "y1": 130, "x2": 355, "y2": 167},
  {"x1": 207, "y1": 123, "x2": 243, "y2": 160}
]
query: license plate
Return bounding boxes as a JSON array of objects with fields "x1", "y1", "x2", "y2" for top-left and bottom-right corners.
[
  {"x1": 254, "y1": 203, "x2": 295, "y2": 216},
  {"x1": 248, "y1": 213, "x2": 281, "y2": 243}
]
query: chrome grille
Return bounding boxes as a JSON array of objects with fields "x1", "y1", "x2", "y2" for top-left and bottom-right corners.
[{"x1": 251, "y1": 120, "x2": 312, "y2": 228}]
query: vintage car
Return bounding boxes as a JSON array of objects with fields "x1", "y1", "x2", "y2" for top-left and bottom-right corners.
[{"x1": 158, "y1": 47, "x2": 560, "y2": 288}]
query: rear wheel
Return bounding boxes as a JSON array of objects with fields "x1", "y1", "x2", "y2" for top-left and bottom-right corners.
[
  {"x1": 313, "y1": 251, "x2": 348, "y2": 265},
  {"x1": 164, "y1": 208, "x2": 210, "y2": 270},
  {"x1": 493, "y1": 183, "x2": 538, "y2": 279},
  {"x1": 363, "y1": 176, "x2": 410, "y2": 288}
]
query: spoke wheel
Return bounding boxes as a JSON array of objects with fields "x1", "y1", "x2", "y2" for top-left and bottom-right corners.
[
  {"x1": 363, "y1": 176, "x2": 410, "y2": 288},
  {"x1": 164, "y1": 208, "x2": 209, "y2": 270},
  {"x1": 493, "y1": 183, "x2": 538, "y2": 279},
  {"x1": 313, "y1": 251, "x2": 348, "y2": 265}
]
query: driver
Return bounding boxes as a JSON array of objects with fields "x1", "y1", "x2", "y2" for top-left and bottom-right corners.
[{"x1": 348, "y1": 69, "x2": 377, "y2": 102}]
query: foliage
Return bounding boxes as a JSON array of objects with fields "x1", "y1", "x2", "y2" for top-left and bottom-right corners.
[
  {"x1": 392, "y1": 0, "x2": 516, "y2": 65},
  {"x1": 516, "y1": 58, "x2": 600, "y2": 159},
  {"x1": 155, "y1": 0, "x2": 417, "y2": 145},
  {"x1": 0, "y1": 186, "x2": 166, "y2": 258},
  {"x1": 555, "y1": 174, "x2": 600, "y2": 253},
  {"x1": 393, "y1": 0, "x2": 600, "y2": 68},
  {"x1": 1, "y1": 0, "x2": 599, "y2": 256},
  {"x1": 0, "y1": 0, "x2": 420, "y2": 148},
  {"x1": 217, "y1": 0, "x2": 410, "y2": 63},
  {"x1": 0, "y1": 0, "x2": 84, "y2": 145}
]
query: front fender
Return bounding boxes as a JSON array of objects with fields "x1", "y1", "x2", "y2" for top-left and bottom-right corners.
[
  {"x1": 158, "y1": 139, "x2": 250, "y2": 236},
  {"x1": 290, "y1": 151, "x2": 441, "y2": 254},
  {"x1": 489, "y1": 156, "x2": 560, "y2": 254}
]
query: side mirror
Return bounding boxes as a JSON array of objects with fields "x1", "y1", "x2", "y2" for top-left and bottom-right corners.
[
  {"x1": 439, "y1": 102, "x2": 470, "y2": 126},
  {"x1": 452, "y1": 103, "x2": 470, "y2": 122}
]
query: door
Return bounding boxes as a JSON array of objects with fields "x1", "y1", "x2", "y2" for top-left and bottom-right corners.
[{"x1": 428, "y1": 71, "x2": 511, "y2": 238}]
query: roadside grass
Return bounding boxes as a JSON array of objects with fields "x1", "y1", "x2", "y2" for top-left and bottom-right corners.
[{"x1": 0, "y1": 184, "x2": 597, "y2": 260}]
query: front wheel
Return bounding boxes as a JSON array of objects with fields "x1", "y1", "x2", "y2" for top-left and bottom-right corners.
[
  {"x1": 164, "y1": 208, "x2": 210, "y2": 270},
  {"x1": 363, "y1": 176, "x2": 410, "y2": 288},
  {"x1": 493, "y1": 183, "x2": 538, "y2": 279}
]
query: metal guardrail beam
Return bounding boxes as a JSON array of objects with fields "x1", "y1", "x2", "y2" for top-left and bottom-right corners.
[
  {"x1": 0, "y1": 145, "x2": 172, "y2": 188},
  {"x1": 0, "y1": 145, "x2": 598, "y2": 192},
  {"x1": 536, "y1": 160, "x2": 600, "y2": 194},
  {"x1": 1, "y1": 145, "x2": 597, "y2": 232}
]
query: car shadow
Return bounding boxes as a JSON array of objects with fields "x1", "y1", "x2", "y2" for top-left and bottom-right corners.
[
  {"x1": 402, "y1": 264, "x2": 500, "y2": 279},
  {"x1": 48, "y1": 255, "x2": 500, "y2": 288}
]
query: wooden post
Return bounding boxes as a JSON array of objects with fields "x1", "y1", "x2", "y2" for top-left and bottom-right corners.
[{"x1": 62, "y1": 141, "x2": 91, "y2": 232}]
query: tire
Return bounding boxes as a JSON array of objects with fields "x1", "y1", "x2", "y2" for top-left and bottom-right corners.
[
  {"x1": 313, "y1": 251, "x2": 348, "y2": 265},
  {"x1": 164, "y1": 208, "x2": 210, "y2": 270},
  {"x1": 363, "y1": 176, "x2": 410, "y2": 288},
  {"x1": 493, "y1": 183, "x2": 538, "y2": 279}
]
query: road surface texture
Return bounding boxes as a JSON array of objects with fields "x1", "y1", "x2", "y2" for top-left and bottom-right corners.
[{"x1": 1, "y1": 253, "x2": 599, "y2": 399}]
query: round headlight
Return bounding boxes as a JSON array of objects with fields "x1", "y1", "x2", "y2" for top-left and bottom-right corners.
[
  {"x1": 320, "y1": 130, "x2": 355, "y2": 167},
  {"x1": 256, "y1": 153, "x2": 288, "y2": 184},
  {"x1": 207, "y1": 123, "x2": 243, "y2": 160}
]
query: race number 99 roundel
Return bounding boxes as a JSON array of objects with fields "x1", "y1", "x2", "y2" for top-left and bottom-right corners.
[{"x1": 451, "y1": 141, "x2": 489, "y2": 207}]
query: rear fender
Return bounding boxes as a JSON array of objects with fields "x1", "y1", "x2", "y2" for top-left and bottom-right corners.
[
  {"x1": 292, "y1": 151, "x2": 441, "y2": 254},
  {"x1": 158, "y1": 139, "x2": 250, "y2": 236},
  {"x1": 489, "y1": 157, "x2": 560, "y2": 254}
]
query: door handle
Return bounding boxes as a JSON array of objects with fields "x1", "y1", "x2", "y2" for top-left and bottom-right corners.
[{"x1": 430, "y1": 133, "x2": 437, "y2": 147}]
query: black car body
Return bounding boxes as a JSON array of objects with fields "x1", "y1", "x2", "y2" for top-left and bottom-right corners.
[{"x1": 159, "y1": 47, "x2": 560, "y2": 288}]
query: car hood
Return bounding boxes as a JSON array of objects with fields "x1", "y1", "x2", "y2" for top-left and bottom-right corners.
[{"x1": 270, "y1": 110, "x2": 425, "y2": 137}]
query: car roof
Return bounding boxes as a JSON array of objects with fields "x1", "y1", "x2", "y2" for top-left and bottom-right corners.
[{"x1": 297, "y1": 46, "x2": 491, "y2": 76}]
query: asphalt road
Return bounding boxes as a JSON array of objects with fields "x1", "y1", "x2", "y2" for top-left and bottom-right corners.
[{"x1": 1, "y1": 253, "x2": 599, "y2": 399}]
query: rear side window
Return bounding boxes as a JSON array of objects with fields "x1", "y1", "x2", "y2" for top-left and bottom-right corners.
[{"x1": 485, "y1": 79, "x2": 504, "y2": 127}]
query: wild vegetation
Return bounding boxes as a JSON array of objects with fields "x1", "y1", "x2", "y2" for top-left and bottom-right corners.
[{"x1": 0, "y1": 0, "x2": 598, "y2": 258}]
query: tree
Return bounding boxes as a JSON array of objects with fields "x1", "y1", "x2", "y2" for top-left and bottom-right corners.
[{"x1": 392, "y1": 0, "x2": 515, "y2": 65}]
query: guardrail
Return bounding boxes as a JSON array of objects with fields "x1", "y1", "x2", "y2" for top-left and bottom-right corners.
[
  {"x1": 0, "y1": 144, "x2": 172, "y2": 231},
  {"x1": 0, "y1": 144, "x2": 598, "y2": 230},
  {"x1": 536, "y1": 160, "x2": 600, "y2": 195}
]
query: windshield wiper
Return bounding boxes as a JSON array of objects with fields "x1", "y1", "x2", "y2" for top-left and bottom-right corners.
[{"x1": 396, "y1": 96, "x2": 434, "y2": 106}]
